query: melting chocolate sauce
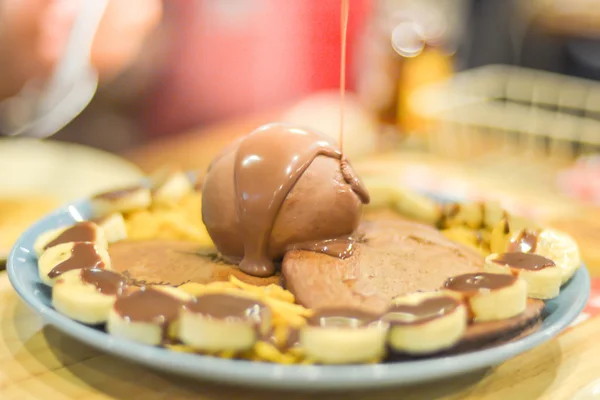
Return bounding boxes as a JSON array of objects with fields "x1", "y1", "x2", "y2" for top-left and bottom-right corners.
[
  {"x1": 186, "y1": 293, "x2": 266, "y2": 319},
  {"x1": 507, "y1": 229, "x2": 540, "y2": 253},
  {"x1": 384, "y1": 296, "x2": 460, "y2": 325},
  {"x1": 113, "y1": 288, "x2": 182, "y2": 328},
  {"x1": 287, "y1": 236, "x2": 356, "y2": 259},
  {"x1": 493, "y1": 252, "x2": 555, "y2": 271},
  {"x1": 93, "y1": 186, "x2": 143, "y2": 201},
  {"x1": 232, "y1": 123, "x2": 369, "y2": 277},
  {"x1": 307, "y1": 307, "x2": 381, "y2": 328},
  {"x1": 444, "y1": 272, "x2": 517, "y2": 293},
  {"x1": 80, "y1": 268, "x2": 127, "y2": 295},
  {"x1": 48, "y1": 242, "x2": 105, "y2": 278},
  {"x1": 44, "y1": 222, "x2": 97, "y2": 250}
]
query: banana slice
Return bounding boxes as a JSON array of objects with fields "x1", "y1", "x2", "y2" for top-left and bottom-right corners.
[
  {"x1": 441, "y1": 226, "x2": 484, "y2": 253},
  {"x1": 38, "y1": 241, "x2": 111, "y2": 286},
  {"x1": 107, "y1": 286, "x2": 191, "y2": 346},
  {"x1": 34, "y1": 221, "x2": 107, "y2": 256},
  {"x1": 444, "y1": 272, "x2": 527, "y2": 322},
  {"x1": 489, "y1": 217, "x2": 512, "y2": 254},
  {"x1": 299, "y1": 308, "x2": 389, "y2": 364},
  {"x1": 534, "y1": 228, "x2": 581, "y2": 284},
  {"x1": 151, "y1": 169, "x2": 193, "y2": 207},
  {"x1": 92, "y1": 213, "x2": 127, "y2": 243},
  {"x1": 482, "y1": 201, "x2": 506, "y2": 229},
  {"x1": 53, "y1": 267, "x2": 128, "y2": 324},
  {"x1": 443, "y1": 202, "x2": 484, "y2": 230},
  {"x1": 362, "y1": 178, "x2": 441, "y2": 225},
  {"x1": 179, "y1": 293, "x2": 271, "y2": 352},
  {"x1": 385, "y1": 291, "x2": 467, "y2": 355},
  {"x1": 484, "y1": 252, "x2": 562, "y2": 299},
  {"x1": 506, "y1": 228, "x2": 540, "y2": 253},
  {"x1": 91, "y1": 186, "x2": 151, "y2": 216}
]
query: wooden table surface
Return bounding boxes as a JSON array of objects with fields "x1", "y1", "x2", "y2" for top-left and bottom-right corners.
[{"x1": 2, "y1": 114, "x2": 600, "y2": 399}]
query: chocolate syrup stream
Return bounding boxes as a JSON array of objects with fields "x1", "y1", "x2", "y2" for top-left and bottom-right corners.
[{"x1": 339, "y1": 0, "x2": 349, "y2": 150}]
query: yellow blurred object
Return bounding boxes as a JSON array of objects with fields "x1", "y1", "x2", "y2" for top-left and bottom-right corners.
[
  {"x1": 0, "y1": 195, "x2": 61, "y2": 258},
  {"x1": 124, "y1": 191, "x2": 213, "y2": 247},
  {"x1": 398, "y1": 47, "x2": 453, "y2": 134}
]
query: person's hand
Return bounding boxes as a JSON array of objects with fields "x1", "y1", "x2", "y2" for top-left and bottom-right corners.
[{"x1": 0, "y1": 0, "x2": 163, "y2": 100}]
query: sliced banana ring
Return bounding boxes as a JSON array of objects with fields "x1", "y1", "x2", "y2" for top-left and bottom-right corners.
[
  {"x1": 39, "y1": 241, "x2": 111, "y2": 286},
  {"x1": 53, "y1": 267, "x2": 127, "y2": 325},
  {"x1": 485, "y1": 252, "x2": 562, "y2": 300},
  {"x1": 179, "y1": 293, "x2": 270, "y2": 353},
  {"x1": 150, "y1": 168, "x2": 193, "y2": 207},
  {"x1": 385, "y1": 291, "x2": 467, "y2": 355},
  {"x1": 444, "y1": 272, "x2": 527, "y2": 322},
  {"x1": 91, "y1": 185, "x2": 151, "y2": 216},
  {"x1": 534, "y1": 229, "x2": 581, "y2": 284},
  {"x1": 34, "y1": 221, "x2": 107, "y2": 256},
  {"x1": 107, "y1": 286, "x2": 191, "y2": 346},
  {"x1": 91, "y1": 213, "x2": 128, "y2": 243},
  {"x1": 300, "y1": 308, "x2": 388, "y2": 364}
]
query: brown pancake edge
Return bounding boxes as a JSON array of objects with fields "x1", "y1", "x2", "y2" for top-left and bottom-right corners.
[{"x1": 108, "y1": 239, "x2": 281, "y2": 287}]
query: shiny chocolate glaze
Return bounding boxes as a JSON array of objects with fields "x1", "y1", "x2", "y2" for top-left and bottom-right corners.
[
  {"x1": 444, "y1": 272, "x2": 517, "y2": 293},
  {"x1": 493, "y1": 252, "x2": 555, "y2": 271},
  {"x1": 507, "y1": 229, "x2": 540, "y2": 253},
  {"x1": 48, "y1": 242, "x2": 105, "y2": 278},
  {"x1": 307, "y1": 307, "x2": 381, "y2": 328},
  {"x1": 44, "y1": 222, "x2": 97, "y2": 250},
  {"x1": 81, "y1": 268, "x2": 127, "y2": 295},
  {"x1": 385, "y1": 296, "x2": 460, "y2": 325},
  {"x1": 113, "y1": 287, "x2": 183, "y2": 327}
]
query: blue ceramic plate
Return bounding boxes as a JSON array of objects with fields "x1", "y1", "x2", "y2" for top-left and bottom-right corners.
[{"x1": 7, "y1": 199, "x2": 590, "y2": 390}]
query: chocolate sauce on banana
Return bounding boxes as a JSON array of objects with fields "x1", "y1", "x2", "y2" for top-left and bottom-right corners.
[
  {"x1": 507, "y1": 229, "x2": 540, "y2": 253},
  {"x1": 44, "y1": 222, "x2": 98, "y2": 250},
  {"x1": 288, "y1": 236, "x2": 355, "y2": 259},
  {"x1": 493, "y1": 252, "x2": 555, "y2": 271},
  {"x1": 444, "y1": 272, "x2": 517, "y2": 293},
  {"x1": 307, "y1": 307, "x2": 381, "y2": 328},
  {"x1": 232, "y1": 123, "x2": 369, "y2": 277},
  {"x1": 81, "y1": 268, "x2": 127, "y2": 295},
  {"x1": 185, "y1": 294, "x2": 269, "y2": 334},
  {"x1": 384, "y1": 296, "x2": 460, "y2": 325},
  {"x1": 48, "y1": 242, "x2": 105, "y2": 278},
  {"x1": 113, "y1": 288, "x2": 182, "y2": 327},
  {"x1": 93, "y1": 186, "x2": 144, "y2": 201}
]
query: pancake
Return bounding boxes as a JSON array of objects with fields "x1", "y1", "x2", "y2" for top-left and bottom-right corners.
[
  {"x1": 283, "y1": 219, "x2": 546, "y2": 352},
  {"x1": 282, "y1": 219, "x2": 484, "y2": 314},
  {"x1": 108, "y1": 240, "x2": 281, "y2": 287}
]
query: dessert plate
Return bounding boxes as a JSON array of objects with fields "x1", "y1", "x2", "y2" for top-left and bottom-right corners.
[{"x1": 7, "y1": 199, "x2": 590, "y2": 390}]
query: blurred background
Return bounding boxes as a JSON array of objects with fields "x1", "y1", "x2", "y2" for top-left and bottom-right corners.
[{"x1": 1, "y1": 0, "x2": 600, "y2": 272}]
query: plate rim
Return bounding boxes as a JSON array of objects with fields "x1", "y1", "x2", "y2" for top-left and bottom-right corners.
[{"x1": 6, "y1": 198, "x2": 591, "y2": 390}]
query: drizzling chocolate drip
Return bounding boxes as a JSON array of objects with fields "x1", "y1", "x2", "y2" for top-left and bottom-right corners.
[
  {"x1": 93, "y1": 186, "x2": 143, "y2": 201},
  {"x1": 493, "y1": 252, "x2": 555, "y2": 271},
  {"x1": 44, "y1": 222, "x2": 97, "y2": 250},
  {"x1": 48, "y1": 242, "x2": 105, "y2": 278},
  {"x1": 384, "y1": 296, "x2": 460, "y2": 325},
  {"x1": 233, "y1": 123, "x2": 369, "y2": 277},
  {"x1": 113, "y1": 288, "x2": 182, "y2": 326},
  {"x1": 288, "y1": 236, "x2": 355, "y2": 259},
  {"x1": 507, "y1": 229, "x2": 540, "y2": 253},
  {"x1": 307, "y1": 307, "x2": 381, "y2": 328},
  {"x1": 80, "y1": 268, "x2": 127, "y2": 295},
  {"x1": 445, "y1": 272, "x2": 517, "y2": 293}
]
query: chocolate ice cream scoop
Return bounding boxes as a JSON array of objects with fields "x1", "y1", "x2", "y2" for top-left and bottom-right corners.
[{"x1": 202, "y1": 123, "x2": 369, "y2": 277}]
